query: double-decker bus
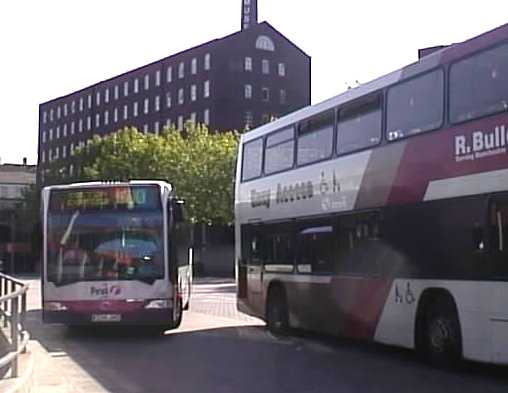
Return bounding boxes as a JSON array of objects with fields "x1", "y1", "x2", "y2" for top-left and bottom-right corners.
[
  {"x1": 42, "y1": 180, "x2": 192, "y2": 332},
  {"x1": 235, "y1": 23, "x2": 508, "y2": 365}
]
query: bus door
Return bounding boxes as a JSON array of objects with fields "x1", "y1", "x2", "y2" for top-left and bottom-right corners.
[
  {"x1": 242, "y1": 225, "x2": 265, "y2": 312},
  {"x1": 294, "y1": 224, "x2": 335, "y2": 332},
  {"x1": 489, "y1": 196, "x2": 508, "y2": 278}
]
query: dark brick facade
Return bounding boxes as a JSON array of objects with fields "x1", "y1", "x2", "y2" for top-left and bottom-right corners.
[{"x1": 37, "y1": 22, "x2": 310, "y2": 184}]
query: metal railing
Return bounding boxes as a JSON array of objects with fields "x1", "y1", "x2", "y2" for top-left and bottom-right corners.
[{"x1": 0, "y1": 273, "x2": 30, "y2": 379}]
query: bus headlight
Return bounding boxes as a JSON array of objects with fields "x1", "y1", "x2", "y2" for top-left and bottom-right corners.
[
  {"x1": 44, "y1": 302, "x2": 68, "y2": 311},
  {"x1": 145, "y1": 299, "x2": 172, "y2": 309}
]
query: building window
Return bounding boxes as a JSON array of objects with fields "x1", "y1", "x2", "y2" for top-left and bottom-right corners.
[
  {"x1": 262, "y1": 87, "x2": 270, "y2": 101},
  {"x1": 105, "y1": 89, "x2": 109, "y2": 103},
  {"x1": 49, "y1": 108, "x2": 54, "y2": 121},
  {"x1": 204, "y1": 53, "x2": 211, "y2": 70},
  {"x1": 42, "y1": 131, "x2": 46, "y2": 143},
  {"x1": 62, "y1": 145, "x2": 67, "y2": 159},
  {"x1": 95, "y1": 113, "x2": 100, "y2": 128},
  {"x1": 114, "y1": 108, "x2": 118, "y2": 123},
  {"x1": 69, "y1": 164, "x2": 74, "y2": 176},
  {"x1": 204, "y1": 80, "x2": 210, "y2": 98},
  {"x1": 71, "y1": 100, "x2": 76, "y2": 113},
  {"x1": 64, "y1": 104, "x2": 68, "y2": 117},
  {"x1": 71, "y1": 121, "x2": 75, "y2": 134},
  {"x1": 87, "y1": 116, "x2": 91, "y2": 130},
  {"x1": 245, "y1": 57, "x2": 252, "y2": 71},
  {"x1": 178, "y1": 115, "x2": 184, "y2": 130},
  {"x1": 280, "y1": 89, "x2": 287, "y2": 104},
  {"x1": 190, "y1": 112, "x2": 196, "y2": 124},
  {"x1": 178, "y1": 88, "x2": 184, "y2": 105},
  {"x1": 41, "y1": 150, "x2": 45, "y2": 163},
  {"x1": 124, "y1": 81, "x2": 129, "y2": 97},
  {"x1": 96, "y1": 91, "x2": 101, "y2": 106},
  {"x1": 191, "y1": 58, "x2": 197, "y2": 74},
  {"x1": 104, "y1": 110, "x2": 109, "y2": 125},
  {"x1": 191, "y1": 85, "x2": 197, "y2": 101},
  {"x1": 43, "y1": 111, "x2": 47, "y2": 124},
  {"x1": 56, "y1": 126, "x2": 60, "y2": 139},
  {"x1": 154, "y1": 121, "x2": 160, "y2": 134},
  {"x1": 134, "y1": 78, "x2": 139, "y2": 94},
  {"x1": 63, "y1": 123, "x2": 67, "y2": 137},
  {"x1": 204, "y1": 109, "x2": 210, "y2": 125},
  {"x1": 123, "y1": 104, "x2": 128, "y2": 120},
  {"x1": 155, "y1": 95, "x2": 160, "y2": 111},
  {"x1": 114, "y1": 86, "x2": 119, "y2": 100},
  {"x1": 155, "y1": 70, "x2": 161, "y2": 86},
  {"x1": 79, "y1": 98, "x2": 84, "y2": 111},
  {"x1": 55, "y1": 146, "x2": 59, "y2": 159},
  {"x1": 167, "y1": 66, "x2": 172, "y2": 83},
  {"x1": 144, "y1": 98, "x2": 149, "y2": 114},
  {"x1": 166, "y1": 92, "x2": 172, "y2": 108},
  {"x1": 87, "y1": 95, "x2": 92, "y2": 108},
  {"x1": 178, "y1": 62, "x2": 185, "y2": 79},
  {"x1": 70, "y1": 143, "x2": 74, "y2": 156},
  {"x1": 133, "y1": 102, "x2": 138, "y2": 117},
  {"x1": 244, "y1": 111, "x2": 253, "y2": 130},
  {"x1": 166, "y1": 118, "x2": 172, "y2": 128},
  {"x1": 143, "y1": 124, "x2": 148, "y2": 133},
  {"x1": 255, "y1": 35, "x2": 275, "y2": 51},
  {"x1": 79, "y1": 119, "x2": 83, "y2": 132},
  {"x1": 49, "y1": 128, "x2": 53, "y2": 140},
  {"x1": 244, "y1": 84, "x2": 252, "y2": 99},
  {"x1": 57, "y1": 106, "x2": 61, "y2": 119},
  {"x1": 262, "y1": 59, "x2": 269, "y2": 74},
  {"x1": 144, "y1": 74, "x2": 150, "y2": 90},
  {"x1": 278, "y1": 63, "x2": 286, "y2": 76}
]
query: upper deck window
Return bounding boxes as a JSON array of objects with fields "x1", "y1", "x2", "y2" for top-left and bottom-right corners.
[
  {"x1": 255, "y1": 35, "x2": 275, "y2": 51},
  {"x1": 337, "y1": 94, "x2": 382, "y2": 155},
  {"x1": 297, "y1": 111, "x2": 334, "y2": 166},
  {"x1": 242, "y1": 138, "x2": 264, "y2": 181},
  {"x1": 450, "y1": 43, "x2": 508, "y2": 124},
  {"x1": 265, "y1": 127, "x2": 294, "y2": 174},
  {"x1": 386, "y1": 70, "x2": 443, "y2": 140}
]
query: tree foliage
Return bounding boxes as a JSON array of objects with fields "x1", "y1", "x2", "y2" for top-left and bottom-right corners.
[{"x1": 70, "y1": 124, "x2": 239, "y2": 225}]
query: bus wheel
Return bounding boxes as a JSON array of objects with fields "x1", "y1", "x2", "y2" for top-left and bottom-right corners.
[
  {"x1": 422, "y1": 298, "x2": 462, "y2": 368},
  {"x1": 266, "y1": 287, "x2": 289, "y2": 336}
]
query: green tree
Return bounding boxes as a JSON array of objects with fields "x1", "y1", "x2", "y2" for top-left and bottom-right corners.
[{"x1": 73, "y1": 124, "x2": 239, "y2": 225}]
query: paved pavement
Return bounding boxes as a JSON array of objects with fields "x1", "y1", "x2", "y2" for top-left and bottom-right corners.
[{"x1": 3, "y1": 276, "x2": 508, "y2": 393}]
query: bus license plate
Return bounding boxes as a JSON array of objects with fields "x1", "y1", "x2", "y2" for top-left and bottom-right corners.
[{"x1": 91, "y1": 314, "x2": 121, "y2": 322}]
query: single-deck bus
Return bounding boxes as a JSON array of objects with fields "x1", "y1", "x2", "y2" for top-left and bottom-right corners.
[
  {"x1": 235, "y1": 23, "x2": 508, "y2": 365},
  {"x1": 42, "y1": 180, "x2": 192, "y2": 332}
]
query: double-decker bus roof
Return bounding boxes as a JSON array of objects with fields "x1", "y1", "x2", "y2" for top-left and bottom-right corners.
[{"x1": 242, "y1": 22, "x2": 508, "y2": 144}]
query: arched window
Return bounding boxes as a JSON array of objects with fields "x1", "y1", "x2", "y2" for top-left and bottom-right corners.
[{"x1": 255, "y1": 35, "x2": 275, "y2": 51}]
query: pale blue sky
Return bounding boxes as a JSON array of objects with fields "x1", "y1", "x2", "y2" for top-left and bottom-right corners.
[{"x1": 0, "y1": 0, "x2": 507, "y2": 165}]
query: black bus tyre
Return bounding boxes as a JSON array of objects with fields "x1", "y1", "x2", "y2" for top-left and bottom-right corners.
[
  {"x1": 422, "y1": 299, "x2": 462, "y2": 368},
  {"x1": 266, "y1": 288, "x2": 289, "y2": 336},
  {"x1": 171, "y1": 297, "x2": 183, "y2": 329}
]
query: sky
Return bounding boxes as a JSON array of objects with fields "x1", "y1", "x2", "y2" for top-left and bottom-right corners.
[{"x1": 0, "y1": 0, "x2": 507, "y2": 165}]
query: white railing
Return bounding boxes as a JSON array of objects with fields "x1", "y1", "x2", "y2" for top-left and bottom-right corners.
[{"x1": 0, "y1": 273, "x2": 30, "y2": 379}]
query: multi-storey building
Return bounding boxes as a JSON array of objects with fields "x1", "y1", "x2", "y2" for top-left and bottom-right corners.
[{"x1": 37, "y1": 1, "x2": 311, "y2": 184}]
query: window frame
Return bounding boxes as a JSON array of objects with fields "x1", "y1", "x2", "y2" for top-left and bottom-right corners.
[
  {"x1": 336, "y1": 92, "x2": 383, "y2": 157},
  {"x1": 263, "y1": 126, "x2": 296, "y2": 176},
  {"x1": 385, "y1": 67, "x2": 445, "y2": 142},
  {"x1": 241, "y1": 136, "x2": 265, "y2": 183},
  {"x1": 448, "y1": 40, "x2": 508, "y2": 125}
]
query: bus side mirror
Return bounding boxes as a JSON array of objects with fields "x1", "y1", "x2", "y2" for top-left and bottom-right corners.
[{"x1": 173, "y1": 199, "x2": 186, "y2": 223}]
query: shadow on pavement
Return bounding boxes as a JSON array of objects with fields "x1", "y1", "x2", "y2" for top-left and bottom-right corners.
[{"x1": 23, "y1": 309, "x2": 508, "y2": 393}]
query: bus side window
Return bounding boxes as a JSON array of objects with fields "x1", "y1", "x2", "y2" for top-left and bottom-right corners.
[
  {"x1": 264, "y1": 233, "x2": 294, "y2": 272},
  {"x1": 296, "y1": 226, "x2": 334, "y2": 274}
]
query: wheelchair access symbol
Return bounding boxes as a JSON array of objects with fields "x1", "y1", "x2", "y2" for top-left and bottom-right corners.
[{"x1": 395, "y1": 282, "x2": 416, "y2": 304}]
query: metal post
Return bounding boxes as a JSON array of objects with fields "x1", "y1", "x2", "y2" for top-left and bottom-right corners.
[
  {"x1": 10, "y1": 296, "x2": 19, "y2": 378},
  {"x1": 21, "y1": 292, "x2": 27, "y2": 354},
  {"x1": 10, "y1": 213, "x2": 16, "y2": 275}
]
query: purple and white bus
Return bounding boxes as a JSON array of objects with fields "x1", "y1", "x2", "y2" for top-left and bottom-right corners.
[
  {"x1": 235, "y1": 23, "x2": 508, "y2": 365},
  {"x1": 42, "y1": 181, "x2": 192, "y2": 332}
]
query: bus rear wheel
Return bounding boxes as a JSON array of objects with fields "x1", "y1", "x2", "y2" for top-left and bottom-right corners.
[
  {"x1": 171, "y1": 297, "x2": 183, "y2": 329},
  {"x1": 266, "y1": 287, "x2": 289, "y2": 336},
  {"x1": 421, "y1": 298, "x2": 462, "y2": 368}
]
